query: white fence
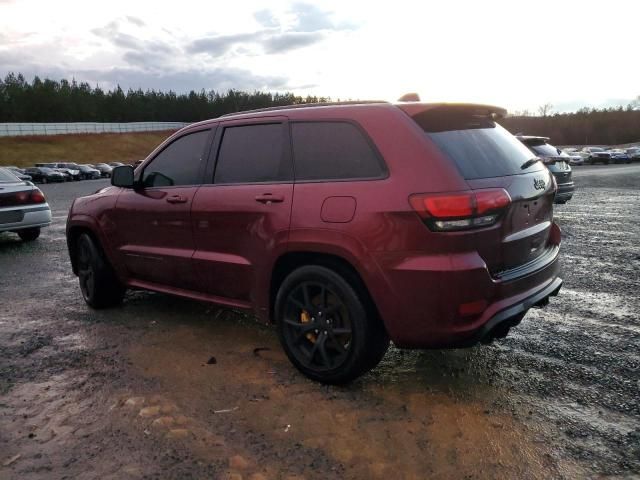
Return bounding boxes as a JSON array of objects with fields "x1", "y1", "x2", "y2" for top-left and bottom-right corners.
[{"x1": 0, "y1": 122, "x2": 189, "y2": 137}]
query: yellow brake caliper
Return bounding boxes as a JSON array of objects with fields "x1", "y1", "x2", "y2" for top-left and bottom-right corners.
[{"x1": 301, "y1": 310, "x2": 316, "y2": 343}]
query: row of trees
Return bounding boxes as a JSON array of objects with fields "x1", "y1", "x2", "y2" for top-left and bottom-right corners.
[
  {"x1": 502, "y1": 101, "x2": 640, "y2": 146},
  {"x1": 0, "y1": 73, "x2": 329, "y2": 123},
  {"x1": 1, "y1": 73, "x2": 638, "y2": 145}
]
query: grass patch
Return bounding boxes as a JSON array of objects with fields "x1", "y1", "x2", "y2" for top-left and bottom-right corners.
[{"x1": 0, "y1": 131, "x2": 175, "y2": 168}]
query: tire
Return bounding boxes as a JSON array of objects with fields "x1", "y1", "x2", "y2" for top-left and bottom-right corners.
[
  {"x1": 275, "y1": 265, "x2": 389, "y2": 384},
  {"x1": 75, "y1": 233, "x2": 125, "y2": 309},
  {"x1": 18, "y1": 227, "x2": 40, "y2": 242},
  {"x1": 42, "y1": 177, "x2": 47, "y2": 184}
]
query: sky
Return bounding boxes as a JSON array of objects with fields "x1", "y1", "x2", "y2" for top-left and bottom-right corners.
[{"x1": 0, "y1": 0, "x2": 638, "y2": 113}]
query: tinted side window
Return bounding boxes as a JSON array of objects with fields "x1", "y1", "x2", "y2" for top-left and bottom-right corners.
[
  {"x1": 214, "y1": 124, "x2": 290, "y2": 184},
  {"x1": 291, "y1": 122, "x2": 384, "y2": 181},
  {"x1": 142, "y1": 130, "x2": 209, "y2": 187}
]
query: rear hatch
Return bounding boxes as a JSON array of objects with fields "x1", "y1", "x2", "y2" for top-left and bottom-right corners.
[{"x1": 405, "y1": 104, "x2": 557, "y2": 277}]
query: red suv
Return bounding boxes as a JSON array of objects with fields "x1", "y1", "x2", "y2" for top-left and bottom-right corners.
[{"x1": 66, "y1": 102, "x2": 562, "y2": 383}]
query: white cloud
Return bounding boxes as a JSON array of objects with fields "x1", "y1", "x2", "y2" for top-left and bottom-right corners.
[{"x1": 0, "y1": 0, "x2": 637, "y2": 111}]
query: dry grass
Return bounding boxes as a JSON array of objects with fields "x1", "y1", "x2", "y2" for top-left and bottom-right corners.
[{"x1": 0, "y1": 131, "x2": 175, "y2": 168}]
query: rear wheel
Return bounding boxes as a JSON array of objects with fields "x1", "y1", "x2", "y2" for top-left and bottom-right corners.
[
  {"x1": 18, "y1": 227, "x2": 40, "y2": 242},
  {"x1": 75, "y1": 233, "x2": 125, "y2": 309},
  {"x1": 275, "y1": 265, "x2": 389, "y2": 384}
]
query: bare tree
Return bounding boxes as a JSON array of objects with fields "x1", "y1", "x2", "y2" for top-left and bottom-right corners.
[{"x1": 537, "y1": 103, "x2": 554, "y2": 117}]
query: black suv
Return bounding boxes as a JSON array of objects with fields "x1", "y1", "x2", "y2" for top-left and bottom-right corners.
[{"x1": 517, "y1": 136, "x2": 574, "y2": 204}]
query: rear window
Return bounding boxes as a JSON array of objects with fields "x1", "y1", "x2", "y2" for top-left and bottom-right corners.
[
  {"x1": 291, "y1": 122, "x2": 385, "y2": 181},
  {"x1": 214, "y1": 123, "x2": 291, "y2": 184},
  {"x1": 0, "y1": 168, "x2": 19, "y2": 183},
  {"x1": 412, "y1": 110, "x2": 543, "y2": 179},
  {"x1": 527, "y1": 143, "x2": 564, "y2": 157}
]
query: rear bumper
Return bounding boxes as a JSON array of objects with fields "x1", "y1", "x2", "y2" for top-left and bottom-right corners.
[
  {"x1": 453, "y1": 276, "x2": 562, "y2": 347},
  {"x1": 0, "y1": 205, "x2": 52, "y2": 232},
  {"x1": 371, "y1": 225, "x2": 562, "y2": 348},
  {"x1": 555, "y1": 182, "x2": 574, "y2": 202}
]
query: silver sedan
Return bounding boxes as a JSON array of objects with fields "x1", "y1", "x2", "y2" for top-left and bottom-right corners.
[{"x1": 0, "y1": 168, "x2": 52, "y2": 241}]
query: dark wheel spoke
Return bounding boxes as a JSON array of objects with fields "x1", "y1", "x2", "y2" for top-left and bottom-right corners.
[
  {"x1": 327, "y1": 331, "x2": 347, "y2": 354},
  {"x1": 283, "y1": 318, "x2": 319, "y2": 345},
  {"x1": 289, "y1": 297, "x2": 306, "y2": 311},
  {"x1": 332, "y1": 327, "x2": 352, "y2": 335},
  {"x1": 317, "y1": 333, "x2": 332, "y2": 368},
  {"x1": 302, "y1": 283, "x2": 311, "y2": 308}
]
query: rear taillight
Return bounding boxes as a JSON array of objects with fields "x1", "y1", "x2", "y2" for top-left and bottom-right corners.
[
  {"x1": 29, "y1": 189, "x2": 46, "y2": 204},
  {"x1": 409, "y1": 188, "x2": 511, "y2": 232},
  {"x1": 0, "y1": 188, "x2": 46, "y2": 208}
]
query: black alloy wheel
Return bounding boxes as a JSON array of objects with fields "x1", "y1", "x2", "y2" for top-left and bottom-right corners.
[{"x1": 276, "y1": 265, "x2": 389, "y2": 384}]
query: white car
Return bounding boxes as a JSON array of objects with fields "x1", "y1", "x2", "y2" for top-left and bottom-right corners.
[
  {"x1": 561, "y1": 149, "x2": 585, "y2": 166},
  {"x1": 0, "y1": 168, "x2": 52, "y2": 241}
]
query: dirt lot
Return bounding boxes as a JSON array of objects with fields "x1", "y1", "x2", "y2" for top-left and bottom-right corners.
[{"x1": 1, "y1": 165, "x2": 639, "y2": 479}]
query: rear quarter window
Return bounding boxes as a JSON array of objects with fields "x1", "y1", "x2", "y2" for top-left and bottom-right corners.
[
  {"x1": 291, "y1": 121, "x2": 386, "y2": 181},
  {"x1": 412, "y1": 110, "x2": 544, "y2": 179}
]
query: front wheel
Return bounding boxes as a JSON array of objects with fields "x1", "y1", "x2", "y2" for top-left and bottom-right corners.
[
  {"x1": 75, "y1": 233, "x2": 125, "y2": 309},
  {"x1": 275, "y1": 265, "x2": 389, "y2": 384},
  {"x1": 18, "y1": 227, "x2": 40, "y2": 241}
]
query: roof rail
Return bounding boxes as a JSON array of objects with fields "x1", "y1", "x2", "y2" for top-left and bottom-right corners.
[{"x1": 219, "y1": 100, "x2": 389, "y2": 117}]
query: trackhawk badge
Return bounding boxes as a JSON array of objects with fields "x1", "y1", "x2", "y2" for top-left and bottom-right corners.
[{"x1": 533, "y1": 178, "x2": 546, "y2": 190}]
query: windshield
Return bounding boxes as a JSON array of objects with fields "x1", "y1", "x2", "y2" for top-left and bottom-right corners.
[
  {"x1": 589, "y1": 147, "x2": 604, "y2": 152},
  {"x1": 412, "y1": 110, "x2": 543, "y2": 179},
  {"x1": 0, "y1": 168, "x2": 20, "y2": 183}
]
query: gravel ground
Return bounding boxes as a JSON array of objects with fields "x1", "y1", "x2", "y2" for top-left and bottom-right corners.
[{"x1": 0, "y1": 165, "x2": 638, "y2": 479}]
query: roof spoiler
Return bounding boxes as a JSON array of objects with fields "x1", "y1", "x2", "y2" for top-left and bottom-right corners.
[{"x1": 397, "y1": 102, "x2": 508, "y2": 119}]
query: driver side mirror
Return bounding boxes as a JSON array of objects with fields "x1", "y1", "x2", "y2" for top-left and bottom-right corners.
[{"x1": 111, "y1": 165, "x2": 135, "y2": 188}]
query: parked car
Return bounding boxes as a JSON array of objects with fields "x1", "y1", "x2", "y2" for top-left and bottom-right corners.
[
  {"x1": 561, "y1": 149, "x2": 584, "y2": 166},
  {"x1": 0, "y1": 168, "x2": 51, "y2": 241},
  {"x1": 5, "y1": 166, "x2": 33, "y2": 181},
  {"x1": 66, "y1": 101, "x2": 562, "y2": 383},
  {"x1": 581, "y1": 147, "x2": 611, "y2": 164},
  {"x1": 23, "y1": 167, "x2": 65, "y2": 183},
  {"x1": 625, "y1": 147, "x2": 640, "y2": 161},
  {"x1": 108, "y1": 162, "x2": 126, "y2": 167},
  {"x1": 52, "y1": 163, "x2": 81, "y2": 180},
  {"x1": 608, "y1": 149, "x2": 632, "y2": 164},
  {"x1": 76, "y1": 165, "x2": 101, "y2": 180},
  {"x1": 93, "y1": 163, "x2": 113, "y2": 178},
  {"x1": 35, "y1": 162, "x2": 75, "y2": 181},
  {"x1": 517, "y1": 136, "x2": 574, "y2": 204}
]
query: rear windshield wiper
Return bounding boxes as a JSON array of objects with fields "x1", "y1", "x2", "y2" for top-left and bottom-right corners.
[{"x1": 520, "y1": 157, "x2": 541, "y2": 170}]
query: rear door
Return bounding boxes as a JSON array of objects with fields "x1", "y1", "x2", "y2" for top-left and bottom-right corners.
[
  {"x1": 191, "y1": 117, "x2": 293, "y2": 305},
  {"x1": 112, "y1": 128, "x2": 213, "y2": 289},
  {"x1": 411, "y1": 106, "x2": 556, "y2": 275}
]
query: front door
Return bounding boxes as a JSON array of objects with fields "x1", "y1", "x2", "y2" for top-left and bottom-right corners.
[{"x1": 112, "y1": 128, "x2": 212, "y2": 290}]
